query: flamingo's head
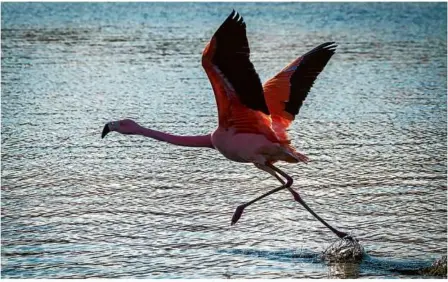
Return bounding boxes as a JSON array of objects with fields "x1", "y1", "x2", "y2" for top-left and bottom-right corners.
[{"x1": 101, "y1": 119, "x2": 140, "y2": 138}]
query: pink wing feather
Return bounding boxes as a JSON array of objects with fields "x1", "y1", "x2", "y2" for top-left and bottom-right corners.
[{"x1": 263, "y1": 42, "x2": 337, "y2": 143}]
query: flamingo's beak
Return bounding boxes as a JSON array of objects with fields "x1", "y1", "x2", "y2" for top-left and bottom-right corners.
[{"x1": 101, "y1": 124, "x2": 110, "y2": 139}]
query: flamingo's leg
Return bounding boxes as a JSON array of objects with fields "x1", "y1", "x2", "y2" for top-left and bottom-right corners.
[
  {"x1": 266, "y1": 163, "x2": 350, "y2": 239},
  {"x1": 255, "y1": 163, "x2": 285, "y2": 184},
  {"x1": 231, "y1": 164, "x2": 293, "y2": 225},
  {"x1": 231, "y1": 183, "x2": 288, "y2": 225}
]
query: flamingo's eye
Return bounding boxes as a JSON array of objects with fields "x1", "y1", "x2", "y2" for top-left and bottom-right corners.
[{"x1": 109, "y1": 121, "x2": 119, "y2": 130}]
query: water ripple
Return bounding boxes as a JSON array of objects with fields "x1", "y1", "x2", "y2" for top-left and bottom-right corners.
[{"x1": 2, "y1": 2, "x2": 446, "y2": 279}]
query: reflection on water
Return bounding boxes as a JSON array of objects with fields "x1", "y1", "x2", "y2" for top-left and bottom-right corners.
[
  {"x1": 219, "y1": 247, "x2": 441, "y2": 279},
  {"x1": 1, "y1": 2, "x2": 447, "y2": 279},
  {"x1": 327, "y1": 262, "x2": 360, "y2": 279}
]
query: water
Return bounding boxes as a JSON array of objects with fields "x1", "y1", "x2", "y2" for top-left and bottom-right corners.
[{"x1": 1, "y1": 2, "x2": 446, "y2": 279}]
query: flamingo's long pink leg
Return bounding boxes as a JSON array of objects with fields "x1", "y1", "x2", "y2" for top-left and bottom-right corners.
[
  {"x1": 232, "y1": 163, "x2": 350, "y2": 239},
  {"x1": 231, "y1": 164, "x2": 294, "y2": 225},
  {"x1": 231, "y1": 183, "x2": 288, "y2": 225},
  {"x1": 267, "y1": 164, "x2": 350, "y2": 239}
]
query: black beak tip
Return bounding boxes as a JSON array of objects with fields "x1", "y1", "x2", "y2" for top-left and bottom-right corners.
[{"x1": 101, "y1": 124, "x2": 110, "y2": 139}]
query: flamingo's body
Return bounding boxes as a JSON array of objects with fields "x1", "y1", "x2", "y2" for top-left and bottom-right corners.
[
  {"x1": 102, "y1": 11, "x2": 350, "y2": 239},
  {"x1": 211, "y1": 128, "x2": 303, "y2": 164}
]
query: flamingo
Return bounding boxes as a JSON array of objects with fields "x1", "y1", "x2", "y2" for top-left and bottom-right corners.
[{"x1": 102, "y1": 10, "x2": 350, "y2": 239}]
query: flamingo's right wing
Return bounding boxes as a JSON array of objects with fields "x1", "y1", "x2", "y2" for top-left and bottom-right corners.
[
  {"x1": 263, "y1": 42, "x2": 337, "y2": 142},
  {"x1": 202, "y1": 11, "x2": 278, "y2": 141}
]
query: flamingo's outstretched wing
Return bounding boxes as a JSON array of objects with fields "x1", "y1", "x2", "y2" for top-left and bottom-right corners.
[
  {"x1": 263, "y1": 42, "x2": 337, "y2": 142},
  {"x1": 202, "y1": 11, "x2": 277, "y2": 141}
]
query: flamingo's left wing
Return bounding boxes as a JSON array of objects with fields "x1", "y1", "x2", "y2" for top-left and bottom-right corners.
[
  {"x1": 202, "y1": 11, "x2": 277, "y2": 140},
  {"x1": 263, "y1": 42, "x2": 337, "y2": 142}
]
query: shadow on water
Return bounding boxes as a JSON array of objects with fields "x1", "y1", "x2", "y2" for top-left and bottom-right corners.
[{"x1": 219, "y1": 246, "x2": 444, "y2": 278}]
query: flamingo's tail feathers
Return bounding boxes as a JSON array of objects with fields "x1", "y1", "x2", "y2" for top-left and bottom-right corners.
[
  {"x1": 294, "y1": 152, "x2": 310, "y2": 164},
  {"x1": 283, "y1": 149, "x2": 310, "y2": 164}
]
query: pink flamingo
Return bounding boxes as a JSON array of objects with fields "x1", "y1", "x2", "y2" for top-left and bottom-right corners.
[{"x1": 102, "y1": 11, "x2": 349, "y2": 239}]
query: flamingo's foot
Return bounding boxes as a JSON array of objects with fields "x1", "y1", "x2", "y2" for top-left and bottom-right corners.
[
  {"x1": 231, "y1": 205, "x2": 246, "y2": 226},
  {"x1": 287, "y1": 188, "x2": 355, "y2": 242},
  {"x1": 335, "y1": 231, "x2": 357, "y2": 241}
]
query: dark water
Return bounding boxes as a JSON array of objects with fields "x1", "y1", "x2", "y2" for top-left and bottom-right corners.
[{"x1": 1, "y1": 2, "x2": 446, "y2": 279}]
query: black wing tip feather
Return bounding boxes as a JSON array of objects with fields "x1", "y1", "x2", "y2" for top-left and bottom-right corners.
[
  {"x1": 212, "y1": 10, "x2": 269, "y2": 115},
  {"x1": 227, "y1": 10, "x2": 237, "y2": 22},
  {"x1": 304, "y1": 42, "x2": 337, "y2": 58},
  {"x1": 285, "y1": 42, "x2": 338, "y2": 117},
  {"x1": 223, "y1": 10, "x2": 245, "y2": 28},
  {"x1": 217, "y1": 11, "x2": 246, "y2": 36}
]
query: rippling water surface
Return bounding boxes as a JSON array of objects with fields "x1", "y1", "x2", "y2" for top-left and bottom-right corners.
[{"x1": 1, "y1": 2, "x2": 446, "y2": 279}]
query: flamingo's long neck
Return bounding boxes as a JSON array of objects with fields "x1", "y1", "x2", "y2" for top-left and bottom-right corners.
[{"x1": 137, "y1": 125, "x2": 214, "y2": 149}]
